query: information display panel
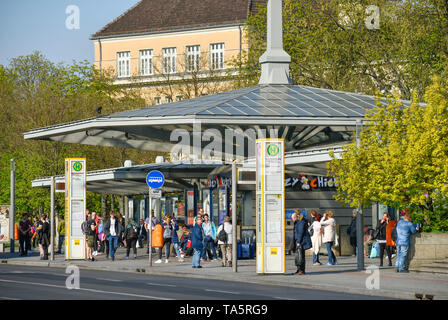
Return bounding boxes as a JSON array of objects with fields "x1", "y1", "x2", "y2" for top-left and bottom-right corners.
[
  {"x1": 256, "y1": 139, "x2": 285, "y2": 274},
  {"x1": 65, "y1": 158, "x2": 86, "y2": 260}
]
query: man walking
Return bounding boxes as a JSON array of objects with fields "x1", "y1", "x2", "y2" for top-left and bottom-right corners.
[
  {"x1": 104, "y1": 211, "x2": 122, "y2": 261},
  {"x1": 137, "y1": 219, "x2": 147, "y2": 249},
  {"x1": 292, "y1": 211, "x2": 312, "y2": 275},
  {"x1": 191, "y1": 216, "x2": 204, "y2": 269},
  {"x1": 86, "y1": 211, "x2": 97, "y2": 261},
  {"x1": 395, "y1": 212, "x2": 418, "y2": 273}
]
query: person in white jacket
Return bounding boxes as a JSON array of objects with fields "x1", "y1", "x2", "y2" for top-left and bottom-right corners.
[
  {"x1": 320, "y1": 210, "x2": 338, "y2": 265},
  {"x1": 309, "y1": 213, "x2": 323, "y2": 265},
  {"x1": 217, "y1": 216, "x2": 233, "y2": 267}
]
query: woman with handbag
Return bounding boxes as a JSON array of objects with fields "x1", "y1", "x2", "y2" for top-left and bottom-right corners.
[{"x1": 376, "y1": 212, "x2": 393, "y2": 267}]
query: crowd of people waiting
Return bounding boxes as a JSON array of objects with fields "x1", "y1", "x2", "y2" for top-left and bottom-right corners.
[
  {"x1": 290, "y1": 208, "x2": 419, "y2": 275},
  {"x1": 80, "y1": 208, "x2": 233, "y2": 268}
]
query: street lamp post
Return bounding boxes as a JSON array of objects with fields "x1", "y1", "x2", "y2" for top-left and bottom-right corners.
[
  {"x1": 356, "y1": 120, "x2": 365, "y2": 270},
  {"x1": 10, "y1": 159, "x2": 15, "y2": 253}
]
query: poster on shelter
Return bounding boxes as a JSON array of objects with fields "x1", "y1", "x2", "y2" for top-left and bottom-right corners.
[{"x1": 0, "y1": 205, "x2": 10, "y2": 240}]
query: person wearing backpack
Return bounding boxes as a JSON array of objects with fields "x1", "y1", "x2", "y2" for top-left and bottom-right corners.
[
  {"x1": 395, "y1": 212, "x2": 418, "y2": 273},
  {"x1": 155, "y1": 216, "x2": 173, "y2": 263},
  {"x1": 217, "y1": 216, "x2": 232, "y2": 267},
  {"x1": 123, "y1": 218, "x2": 139, "y2": 259},
  {"x1": 170, "y1": 217, "x2": 184, "y2": 262}
]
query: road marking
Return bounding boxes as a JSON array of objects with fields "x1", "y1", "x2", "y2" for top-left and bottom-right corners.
[
  {"x1": 273, "y1": 296, "x2": 295, "y2": 300},
  {"x1": 97, "y1": 278, "x2": 123, "y2": 282},
  {"x1": 0, "y1": 296, "x2": 20, "y2": 300},
  {"x1": 205, "y1": 289, "x2": 240, "y2": 295},
  {"x1": 147, "y1": 282, "x2": 176, "y2": 287},
  {"x1": 0, "y1": 278, "x2": 173, "y2": 300}
]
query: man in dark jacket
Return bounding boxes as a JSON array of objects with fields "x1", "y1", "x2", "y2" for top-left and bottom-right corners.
[
  {"x1": 293, "y1": 212, "x2": 312, "y2": 275},
  {"x1": 191, "y1": 216, "x2": 204, "y2": 269},
  {"x1": 137, "y1": 219, "x2": 147, "y2": 249},
  {"x1": 104, "y1": 211, "x2": 122, "y2": 261},
  {"x1": 37, "y1": 214, "x2": 50, "y2": 260},
  {"x1": 347, "y1": 210, "x2": 357, "y2": 255}
]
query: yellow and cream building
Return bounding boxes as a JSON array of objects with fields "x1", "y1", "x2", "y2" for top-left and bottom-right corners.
[{"x1": 91, "y1": 0, "x2": 265, "y2": 104}]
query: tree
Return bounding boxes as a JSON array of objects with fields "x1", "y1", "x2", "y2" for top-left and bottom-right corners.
[
  {"x1": 328, "y1": 77, "x2": 448, "y2": 232},
  {"x1": 0, "y1": 52, "x2": 157, "y2": 215},
  {"x1": 233, "y1": 0, "x2": 448, "y2": 100}
]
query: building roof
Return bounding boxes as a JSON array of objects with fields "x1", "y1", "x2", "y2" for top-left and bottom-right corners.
[
  {"x1": 24, "y1": 84, "x2": 417, "y2": 155},
  {"x1": 32, "y1": 161, "x2": 223, "y2": 195},
  {"x1": 92, "y1": 0, "x2": 267, "y2": 39}
]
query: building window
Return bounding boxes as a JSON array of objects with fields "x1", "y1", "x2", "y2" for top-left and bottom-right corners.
[
  {"x1": 117, "y1": 51, "x2": 130, "y2": 78},
  {"x1": 162, "y1": 47, "x2": 177, "y2": 74},
  {"x1": 186, "y1": 45, "x2": 200, "y2": 72},
  {"x1": 210, "y1": 43, "x2": 225, "y2": 70},
  {"x1": 176, "y1": 95, "x2": 183, "y2": 101},
  {"x1": 165, "y1": 96, "x2": 173, "y2": 104},
  {"x1": 139, "y1": 49, "x2": 153, "y2": 76},
  {"x1": 154, "y1": 97, "x2": 161, "y2": 105}
]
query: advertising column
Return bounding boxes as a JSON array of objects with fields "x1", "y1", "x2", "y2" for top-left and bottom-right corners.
[
  {"x1": 65, "y1": 158, "x2": 86, "y2": 260},
  {"x1": 256, "y1": 139, "x2": 285, "y2": 274}
]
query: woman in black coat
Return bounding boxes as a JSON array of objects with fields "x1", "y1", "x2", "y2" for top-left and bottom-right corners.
[{"x1": 376, "y1": 213, "x2": 392, "y2": 267}]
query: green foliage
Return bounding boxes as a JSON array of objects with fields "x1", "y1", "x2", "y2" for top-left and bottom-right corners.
[
  {"x1": 0, "y1": 51, "x2": 157, "y2": 217},
  {"x1": 328, "y1": 77, "x2": 448, "y2": 232},
  {"x1": 234, "y1": 0, "x2": 448, "y2": 100}
]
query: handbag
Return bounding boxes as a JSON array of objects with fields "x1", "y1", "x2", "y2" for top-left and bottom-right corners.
[
  {"x1": 186, "y1": 240, "x2": 192, "y2": 249},
  {"x1": 370, "y1": 242, "x2": 378, "y2": 258}
]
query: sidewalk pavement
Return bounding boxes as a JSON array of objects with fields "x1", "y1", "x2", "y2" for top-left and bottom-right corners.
[{"x1": 2, "y1": 247, "x2": 448, "y2": 300}]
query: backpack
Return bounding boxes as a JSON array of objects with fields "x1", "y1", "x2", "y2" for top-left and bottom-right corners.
[
  {"x1": 218, "y1": 226, "x2": 228, "y2": 243},
  {"x1": 81, "y1": 221, "x2": 89, "y2": 235},
  {"x1": 391, "y1": 225, "x2": 398, "y2": 243},
  {"x1": 163, "y1": 225, "x2": 173, "y2": 239},
  {"x1": 129, "y1": 224, "x2": 138, "y2": 238}
]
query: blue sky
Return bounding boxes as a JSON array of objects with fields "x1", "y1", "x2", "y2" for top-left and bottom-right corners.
[{"x1": 0, "y1": 0, "x2": 140, "y2": 66}]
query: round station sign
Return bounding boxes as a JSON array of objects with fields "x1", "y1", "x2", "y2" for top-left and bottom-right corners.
[{"x1": 146, "y1": 170, "x2": 165, "y2": 189}]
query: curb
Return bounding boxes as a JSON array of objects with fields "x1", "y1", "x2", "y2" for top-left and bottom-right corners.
[{"x1": 4, "y1": 259, "x2": 446, "y2": 300}]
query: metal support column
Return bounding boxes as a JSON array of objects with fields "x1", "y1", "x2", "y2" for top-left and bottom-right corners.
[
  {"x1": 50, "y1": 176, "x2": 55, "y2": 261},
  {"x1": 148, "y1": 191, "x2": 153, "y2": 267},
  {"x1": 356, "y1": 119, "x2": 364, "y2": 270},
  {"x1": 232, "y1": 162, "x2": 237, "y2": 272},
  {"x1": 10, "y1": 159, "x2": 15, "y2": 253}
]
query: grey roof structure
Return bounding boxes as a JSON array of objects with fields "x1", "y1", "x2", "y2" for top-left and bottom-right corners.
[
  {"x1": 32, "y1": 161, "x2": 223, "y2": 196},
  {"x1": 24, "y1": 84, "x2": 412, "y2": 156}
]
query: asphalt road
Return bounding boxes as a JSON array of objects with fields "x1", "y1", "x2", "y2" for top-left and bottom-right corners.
[{"x1": 0, "y1": 264, "x2": 391, "y2": 300}]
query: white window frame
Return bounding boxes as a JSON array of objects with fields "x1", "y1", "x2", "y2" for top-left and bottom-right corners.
[
  {"x1": 154, "y1": 97, "x2": 161, "y2": 105},
  {"x1": 162, "y1": 47, "x2": 177, "y2": 74},
  {"x1": 165, "y1": 96, "x2": 173, "y2": 104},
  {"x1": 117, "y1": 51, "x2": 131, "y2": 78},
  {"x1": 139, "y1": 49, "x2": 153, "y2": 76},
  {"x1": 176, "y1": 95, "x2": 183, "y2": 101},
  {"x1": 210, "y1": 43, "x2": 225, "y2": 70},
  {"x1": 186, "y1": 45, "x2": 201, "y2": 72}
]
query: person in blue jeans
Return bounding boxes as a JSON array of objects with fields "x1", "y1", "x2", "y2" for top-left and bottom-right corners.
[
  {"x1": 191, "y1": 216, "x2": 204, "y2": 268},
  {"x1": 104, "y1": 211, "x2": 122, "y2": 261},
  {"x1": 201, "y1": 214, "x2": 217, "y2": 261},
  {"x1": 320, "y1": 211, "x2": 338, "y2": 265},
  {"x1": 395, "y1": 212, "x2": 417, "y2": 273}
]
